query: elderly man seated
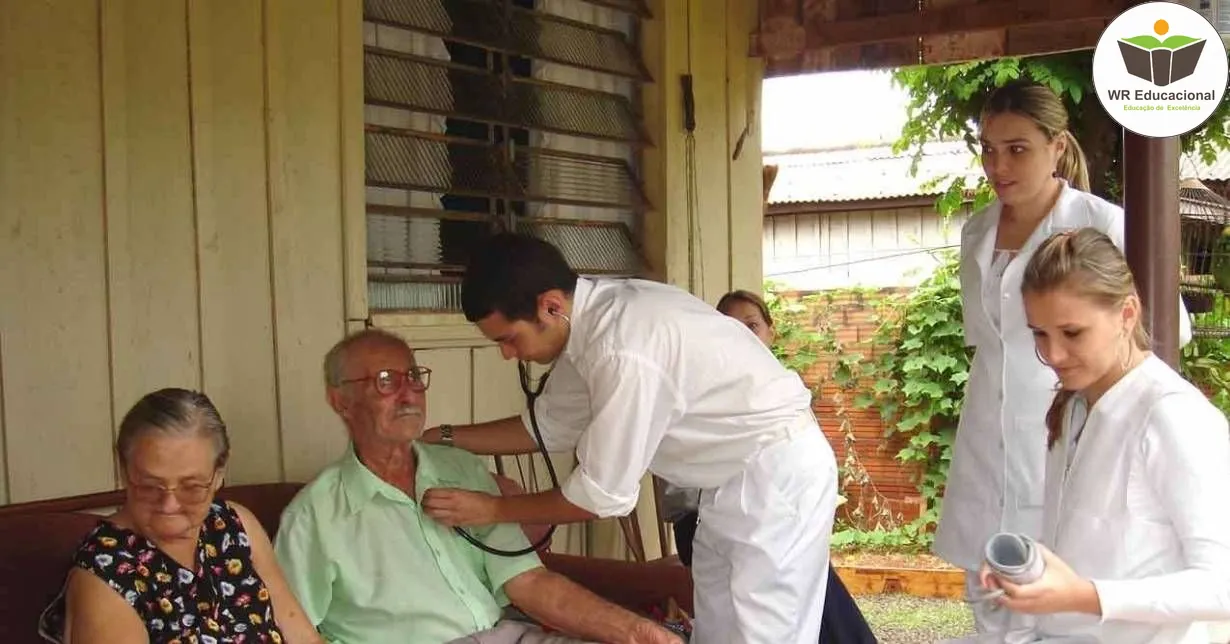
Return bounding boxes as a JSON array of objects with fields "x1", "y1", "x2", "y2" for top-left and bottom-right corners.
[{"x1": 274, "y1": 329, "x2": 678, "y2": 644}]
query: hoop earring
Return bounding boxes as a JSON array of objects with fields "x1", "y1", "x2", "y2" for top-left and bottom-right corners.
[
  {"x1": 1119, "y1": 332, "x2": 1132, "y2": 372},
  {"x1": 1035, "y1": 345, "x2": 1051, "y2": 367}
]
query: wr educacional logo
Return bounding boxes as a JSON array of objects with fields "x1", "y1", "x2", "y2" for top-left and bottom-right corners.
[{"x1": 1092, "y1": 1, "x2": 1228, "y2": 138}]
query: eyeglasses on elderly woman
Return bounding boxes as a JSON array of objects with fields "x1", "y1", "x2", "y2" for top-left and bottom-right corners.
[{"x1": 125, "y1": 470, "x2": 221, "y2": 505}]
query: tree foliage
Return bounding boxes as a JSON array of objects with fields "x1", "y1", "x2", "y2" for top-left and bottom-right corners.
[{"x1": 892, "y1": 51, "x2": 1230, "y2": 213}]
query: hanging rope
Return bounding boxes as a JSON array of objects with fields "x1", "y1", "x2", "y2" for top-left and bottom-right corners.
[{"x1": 683, "y1": 0, "x2": 704, "y2": 298}]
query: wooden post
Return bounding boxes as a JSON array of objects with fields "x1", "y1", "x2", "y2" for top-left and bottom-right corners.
[{"x1": 1122, "y1": 133, "x2": 1181, "y2": 368}]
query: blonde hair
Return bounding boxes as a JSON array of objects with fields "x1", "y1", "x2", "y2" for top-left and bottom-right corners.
[
  {"x1": 1021, "y1": 228, "x2": 1150, "y2": 449},
  {"x1": 981, "y1": 82, "x2": 1090, "y2": 192}
]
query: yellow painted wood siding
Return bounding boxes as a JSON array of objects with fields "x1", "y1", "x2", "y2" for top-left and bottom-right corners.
[
  {"x1": 190, "y1": 0, "x2": 282, "y2": 485},
  {"x1": 0, "y1": 0, "x2": 364, "y2": 502},
  {"x1": 641, "y1": 0, "x2": 764, "y2": 303},
  {"x1": 1, "y1": 0, "x2": 114, "y2": 502},
  {"x1": 0, "y1": 0, "x2": 766, "y2": 565}
]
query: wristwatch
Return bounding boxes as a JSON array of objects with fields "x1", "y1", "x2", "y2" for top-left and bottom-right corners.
[{"x1": 439, "y1": 424, "x2": 454, "y2": 446}]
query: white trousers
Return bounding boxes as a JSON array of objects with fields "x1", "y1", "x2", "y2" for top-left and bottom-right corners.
[
  {"x1": 446, "y1": 620, "x2": 596, "y2": 644},
  {"x1": 690, "y1": 419, "x2": 837, "y2": 644}
]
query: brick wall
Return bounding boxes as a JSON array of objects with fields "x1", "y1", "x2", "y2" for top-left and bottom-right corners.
[{"x1": 779, "y1": 289, "x2": 925, "y2": 524}]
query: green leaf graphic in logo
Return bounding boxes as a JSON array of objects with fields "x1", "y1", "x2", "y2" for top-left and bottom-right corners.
[{"x1": 1121, "y1": 34, "x2": 1202, "y2": 49}]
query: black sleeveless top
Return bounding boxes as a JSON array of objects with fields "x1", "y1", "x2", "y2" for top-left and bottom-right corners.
[{"x1": 39, "y1": 502, "x2": 286, "y2": 644}]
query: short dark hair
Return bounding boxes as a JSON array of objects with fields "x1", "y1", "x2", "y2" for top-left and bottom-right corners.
[
  {"x1": 116, "y1": 388, "x2": 230, "y2": 471},
  {"x1": 461, "y1": 233, "x2": 579, "y2": 322}
]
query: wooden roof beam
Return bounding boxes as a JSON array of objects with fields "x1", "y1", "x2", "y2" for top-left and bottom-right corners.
[{"x1": 752, "y1": 0, "x2": 1127, "y2": 59}]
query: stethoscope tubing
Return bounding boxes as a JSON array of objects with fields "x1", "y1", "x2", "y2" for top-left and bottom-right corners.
[{"x1": 453, "y1": 361, "x2": 560, "y2": 556}]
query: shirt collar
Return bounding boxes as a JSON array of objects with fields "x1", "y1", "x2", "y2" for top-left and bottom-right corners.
[
  {"x1": 1019, "y1": 178, "x2": 1075, "y2": 239},
  {"x1": 1081, "y1": 353, "x2": 1157, "y2": 417},
  {"x1": 339, "y1": 441, "x2": 449, "y2": 515},
  {"x1": 563, "y1": 277, "x2": 594, "y2": 359}
]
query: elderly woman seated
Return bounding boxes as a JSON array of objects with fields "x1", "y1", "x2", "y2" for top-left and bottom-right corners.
[{"x1": 38, "y1": 388, "x2": 322, "y2": 644}]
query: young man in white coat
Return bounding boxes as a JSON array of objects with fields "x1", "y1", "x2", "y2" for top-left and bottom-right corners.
[
  {"x1": 417, "y1": 233, "x2": 839, "y2": 644},
  {"x1": 976, "y1": 227, "x2": 1230, "y2": 643},
  {"x1": 934, "y1": 81, "x2": 1192, "y2": 637}
]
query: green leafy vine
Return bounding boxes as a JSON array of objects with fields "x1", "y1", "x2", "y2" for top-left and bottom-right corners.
[
  {"x1": 765, "y1": 251, "x2": 970, "y2": 552},
  {"x1": 1181, "y1": 292, "x2": 1230, "y2": 418},
  {"x1": 768, "y1": 253, "x2": 1230, "y2": 554},
  {"x1": 851, "y1": 252, "x2": 969, "y2": 550},
  {"x1": 765, "y1": 287, "x2": 908, "y2": 549}
]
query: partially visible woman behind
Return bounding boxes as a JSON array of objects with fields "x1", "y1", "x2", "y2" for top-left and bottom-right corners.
[
  {"x1": 39, "y1": 388, "x2": 322, "y2": 644},
  {"x1": 716, "y1": 290, "x2": 776, "y2": 347},
  {"x1": 661, "y1": 290, "x2": 776, "y2": 564},
  {"x1": 661, "y1": 290, "x2": 776, "y2": 562},
  {"x1": 980, "y1": 228, "x2": 1230, "y2": 643}
]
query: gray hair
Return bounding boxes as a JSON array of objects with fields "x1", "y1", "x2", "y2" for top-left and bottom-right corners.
[
  {"x1": 323, "y1": 328, "x2": 412, "y2": 387},
  {"x1": 116, "y1": 388, "x2": 230, "y2": 470}
]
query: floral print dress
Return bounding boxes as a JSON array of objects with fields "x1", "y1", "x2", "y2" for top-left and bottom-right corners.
[{"x1": 39, "y1": 502, "x2": 286, "y2": 644}]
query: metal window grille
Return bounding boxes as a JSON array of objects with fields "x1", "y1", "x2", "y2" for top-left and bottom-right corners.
[{"x1": 363, "y1": 0, "x2": 651, "y2": 312}]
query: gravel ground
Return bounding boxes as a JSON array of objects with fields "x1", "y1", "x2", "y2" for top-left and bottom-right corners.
[{"x1": 855, "y1": 593, "x2": 974, "y2": 644}]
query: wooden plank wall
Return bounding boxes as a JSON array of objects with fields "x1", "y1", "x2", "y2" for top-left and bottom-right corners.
[
  {"x1": 764, "y1": 205, "x2": 969, "y2": 290},
  {"x1": 641, "y1": 0, "x2": 766, "y2": 302},
  {"x1": 0, "y1": 0, "x2": 363, "y2": 502},
  {"x1": 191, "y1": 0, "x2": 283, "y2": 485},
  {"x1": 0, "y1": 0, "x2": 714, "y2": 563},
  {"x1": 0, "y1": 0, "x2": 114, "y2": 501}
]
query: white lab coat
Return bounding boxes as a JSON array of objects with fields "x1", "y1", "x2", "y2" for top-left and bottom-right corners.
[
  {"x1": 524, "y1": 278, "x2": 838, "y2": 644},
  {"x1": 935, "y1": 183, "x2": 1193, "y2": 574},
  {"x1": 1025, "y1": 355, "x2": 1230, "y2": 643}
]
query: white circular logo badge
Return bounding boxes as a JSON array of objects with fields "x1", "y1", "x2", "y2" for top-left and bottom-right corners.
[{"x1": 1092, "y1": 1, "x2": 1229, "y2": 137}]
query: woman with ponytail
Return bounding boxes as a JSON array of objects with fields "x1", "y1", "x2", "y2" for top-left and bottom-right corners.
[
  {"x1": 972, "y1": 228, "x2": 1230, "y2": 643},
  {"x1": 932, "y1": 81, "x2": 1193, "y2": 637}
]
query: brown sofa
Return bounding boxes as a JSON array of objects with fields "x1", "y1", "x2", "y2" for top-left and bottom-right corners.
[{"x1": 0, "y1": 482, "x2": 692, "y2": 644}]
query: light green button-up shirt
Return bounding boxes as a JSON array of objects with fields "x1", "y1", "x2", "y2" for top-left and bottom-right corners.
[{"x1": 274, "y1": 442, "x2": 542, "y2": 644}]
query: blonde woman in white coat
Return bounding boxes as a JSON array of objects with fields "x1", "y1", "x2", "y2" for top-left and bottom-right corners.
[
  {"x1": 975, "y1": 227, "x2": 1230, "y2": 643},
  {"x1": 932, "y1": 81, "x2": 1192, "y2": 636}
]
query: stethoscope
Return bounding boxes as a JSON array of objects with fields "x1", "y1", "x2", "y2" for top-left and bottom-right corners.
[{"x1": 453, "y1": 312, "x2": 567, "y2": 557}]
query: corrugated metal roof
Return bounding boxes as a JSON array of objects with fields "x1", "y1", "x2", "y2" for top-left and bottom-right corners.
[
  {"x1": 766, "y1": 143, "x2": 1230, "y2": 205},
  {"x1": 1180, "y1": 178, "x2": 1230, "y2": 222},
  {"x1": 765, "y1": 140, "x2": 982, "y2": 204},
  {"x1": 1181, "y1": 152, "x2": 1230, "y2": 181}
]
